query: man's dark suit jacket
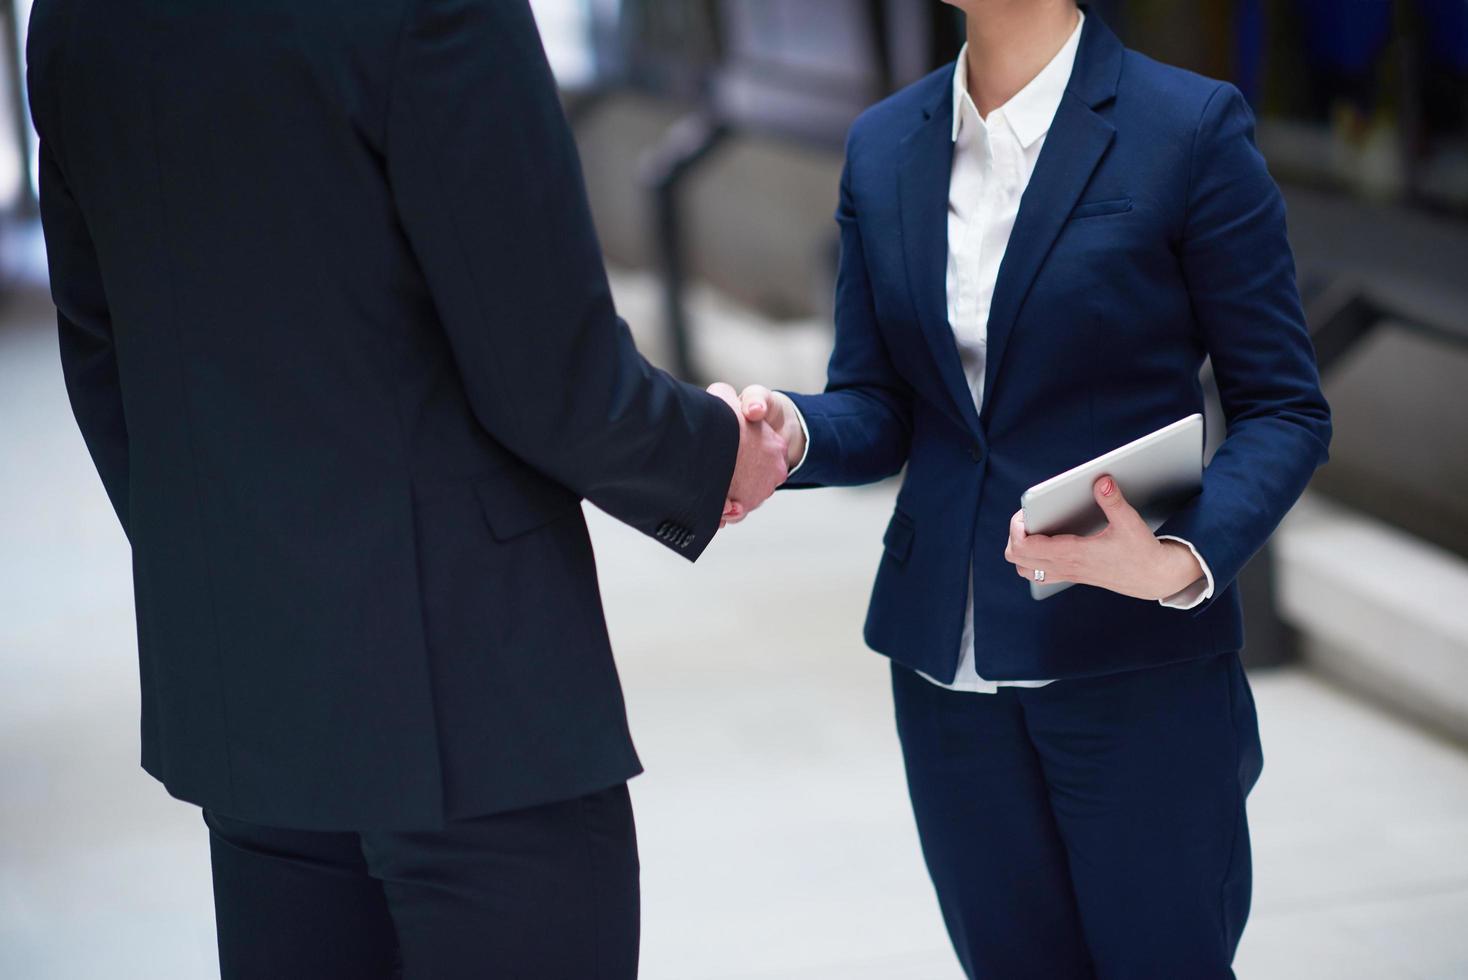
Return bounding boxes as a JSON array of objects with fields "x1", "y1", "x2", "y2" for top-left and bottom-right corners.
[{"x1": 28, "y1": 0, "x2": 738, "y2": 830}]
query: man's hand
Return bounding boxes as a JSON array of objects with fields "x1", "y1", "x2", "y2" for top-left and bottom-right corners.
[
  {"x1": 708, "y1": 383, "x2": 788, "y2": 527},
  {"x1": 1004, "y1": 476, "x2": 1205, "y2": 600}
]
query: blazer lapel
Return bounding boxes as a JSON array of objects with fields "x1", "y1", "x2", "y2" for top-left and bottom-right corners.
[
  {"x1": 979, "y1": 102, "x2": 1113, "y2": 420},
  {"x1": 897, "y1": 95, "x2": 984, "y2": 438},
  {"x1": 980, "y1": 8, "x2": 1123, "y2": 421}
]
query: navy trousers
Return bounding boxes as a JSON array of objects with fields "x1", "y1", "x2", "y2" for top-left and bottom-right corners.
[
  {"x1": 893, "y1": 653, "x2": 1262, "y2": 980},
  {"x1": 205, "y1": 783, "x2": 640, "y2": 980}
]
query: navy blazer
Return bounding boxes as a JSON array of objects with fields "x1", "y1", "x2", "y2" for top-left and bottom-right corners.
[{"x1": 786, "y1": 12, "x2": 1331, "y2": 683}]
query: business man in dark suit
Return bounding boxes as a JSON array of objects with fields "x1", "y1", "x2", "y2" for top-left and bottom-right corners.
[
  {"x1": 724, "y1": 2, "x2": 1330, "y2": 976},
  {"x1": 28, "y1": 0, "x2": 788, "y2": 976}
]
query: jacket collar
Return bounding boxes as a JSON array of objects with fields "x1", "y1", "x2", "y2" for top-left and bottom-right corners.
[{"x1": 924, "y1": 4, "x2": 1122, "y2": 124}]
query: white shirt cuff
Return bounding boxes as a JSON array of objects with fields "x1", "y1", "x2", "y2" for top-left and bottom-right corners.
[
  {"x1": 787, "y1": 400, "x2": 812, "y2": 476},
  {"x1": 1156, "y1": 536, "x2": 1215, "y2": 610}
]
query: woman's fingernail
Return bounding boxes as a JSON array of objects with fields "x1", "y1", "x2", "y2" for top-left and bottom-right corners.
[{"x1": 1100, "y1": 477, "x2": 1114, "y2": 496}]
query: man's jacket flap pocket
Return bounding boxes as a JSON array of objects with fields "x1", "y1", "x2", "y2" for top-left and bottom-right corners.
[
  {"x1": 883, "y1": 510, "x2": 915, "y2": 563},
  {"x1": 473, "y1": 468, "x2": 582, "y2": 542}
]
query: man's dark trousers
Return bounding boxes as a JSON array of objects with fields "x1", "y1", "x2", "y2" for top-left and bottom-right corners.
[{"x1": 206, "y1": 783, "x2": 640, "y2": 980}]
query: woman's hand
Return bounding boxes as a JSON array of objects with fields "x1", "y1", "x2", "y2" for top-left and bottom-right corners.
[
  {"x1": 1005, "y1": 476, "x2": 1204, "y2": 601},
  {"x1": 717, "y1": 384, "x2": 807, "y2": 526},
  {"x1": 737, "y1": 386, "x2": 805, "y2": 467}
]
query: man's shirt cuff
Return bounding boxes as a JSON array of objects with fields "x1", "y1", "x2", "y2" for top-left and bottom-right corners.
[{"x1": 1156, "y1": 536, "x2": 1215, "y2": 609}]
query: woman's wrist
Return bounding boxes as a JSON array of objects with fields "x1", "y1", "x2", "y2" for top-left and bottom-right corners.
[
  {"x1": 773, "y1": 392, "x2": 807, "y2": 470},
  {"x1": 1155, "y1": 539, "x2": 1205, "y2": 599}
]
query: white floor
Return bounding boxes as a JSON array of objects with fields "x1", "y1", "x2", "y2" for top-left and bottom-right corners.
[{"x1": 4, "y1": 283, "x2": 1468, "y2": 979}]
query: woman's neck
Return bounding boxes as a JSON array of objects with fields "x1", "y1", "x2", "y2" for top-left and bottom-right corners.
[{"x1": 962, "y1": 1, "x2": 1080, "y2": 117}]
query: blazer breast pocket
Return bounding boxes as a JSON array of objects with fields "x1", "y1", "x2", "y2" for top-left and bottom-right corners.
[{"x1": 1069, "y1": 196, "x2": 1133, "y2": 220}]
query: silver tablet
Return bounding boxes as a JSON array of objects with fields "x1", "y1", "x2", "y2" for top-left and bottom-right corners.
[{"x1": 1020, "y1": 414, "x2": 1204, "y2": 600}]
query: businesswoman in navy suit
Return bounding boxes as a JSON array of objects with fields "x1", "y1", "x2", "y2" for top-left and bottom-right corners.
[{"x1": 721, "y1": 2, "x2": 1331, "y2": 976}]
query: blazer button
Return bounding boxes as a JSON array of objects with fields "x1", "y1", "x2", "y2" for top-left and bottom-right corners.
[{"x1": 970, "y1": 444, "x2": 985, "y2": 463}]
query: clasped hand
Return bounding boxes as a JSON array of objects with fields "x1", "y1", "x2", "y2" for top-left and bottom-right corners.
[{"x1": 708, "y1": 383, "x2": 806, "y2": 527}]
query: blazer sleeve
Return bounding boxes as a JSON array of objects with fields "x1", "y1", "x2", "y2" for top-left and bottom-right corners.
[
  {"x1": 383, "y1": 0, "x2": 737, "y2": 559},
  {"x1": 1156, "y1": 83, "x2": 1332, "y2": 610},
  {"x1": 782, "y1": 148, "x2": 914, "y2": 488},
  {"x1": 37, "y1": 139, "x2": 132, "y2": 538}
]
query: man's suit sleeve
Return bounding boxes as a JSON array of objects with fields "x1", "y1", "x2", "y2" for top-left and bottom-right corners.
[
  {"x1": 384, "y1": 0, "x2": 737, "y2": 559},
  {"x1": 782, "y1": 147, "x2": 914, "y2": 489},
  {"x1": 37, "y1": 139, "x2": 132, "y2": 538},
  {"x1": 1156, "y1": 83, "x2": 1332, "y2": 610}
]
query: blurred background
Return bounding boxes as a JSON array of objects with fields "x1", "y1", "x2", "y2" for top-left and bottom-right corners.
[{"x1": 2, "y1": 1, "x2": 1466, "y2": 977}]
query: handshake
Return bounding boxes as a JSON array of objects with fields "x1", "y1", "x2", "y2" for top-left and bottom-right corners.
[{"x1": 708, "y1": 382, "x2": 807, "y2": 528}]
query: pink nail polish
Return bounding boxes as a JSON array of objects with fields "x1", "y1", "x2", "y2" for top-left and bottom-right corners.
[{"x1": 1100, "y1": 477, "x2": 1114, "y2": 496}]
